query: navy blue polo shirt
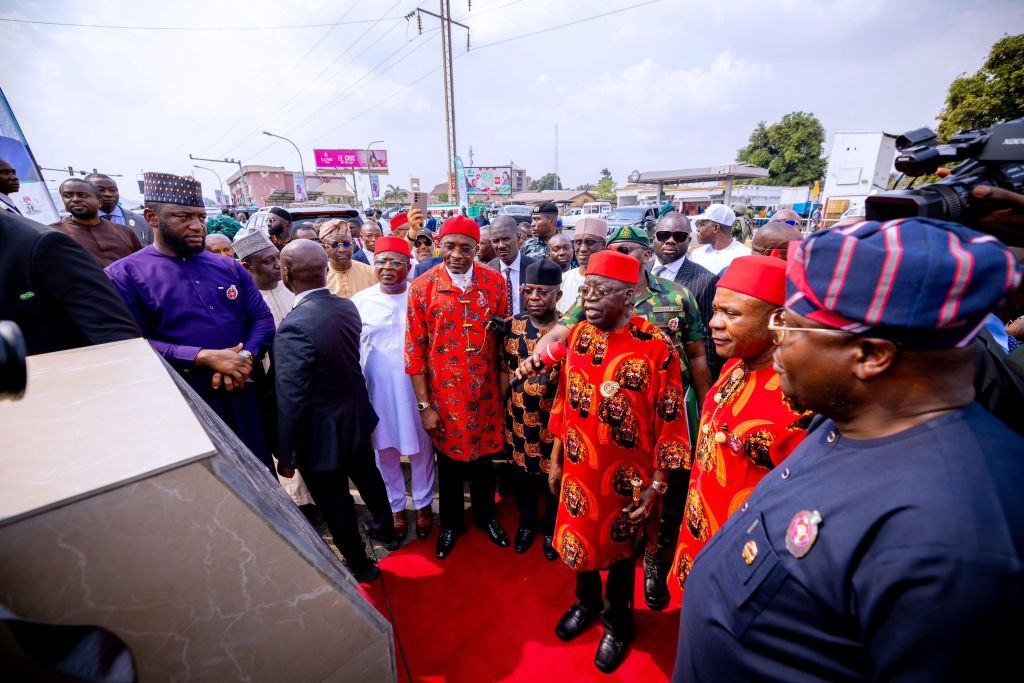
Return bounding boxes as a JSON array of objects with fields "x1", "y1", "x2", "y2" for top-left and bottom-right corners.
[{"x1": 674, "y1": 403, "x2": 1024, "y2": 682}]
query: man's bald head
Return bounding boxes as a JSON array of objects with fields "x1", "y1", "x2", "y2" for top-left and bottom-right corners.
[
  {"x1": 770, "y1": 208, "x2": 802, "y2": 225},
  {"x1": 205, "y1": 233, "x2": 235, "y2": 258},
  {"x1": 752, "y1": 221, "x2": 803, "y2": 259},
  {"x1": 281, "y1": 239, "x2": 329, "y2": 294}
]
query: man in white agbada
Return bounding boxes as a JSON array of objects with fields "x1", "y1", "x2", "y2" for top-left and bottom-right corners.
[
  {"x1": 351, "y1": 235, "x2": 437, "y2": 541},
  {"x1": 234, "y1": 230, "x2": 313, "y2": 508}
]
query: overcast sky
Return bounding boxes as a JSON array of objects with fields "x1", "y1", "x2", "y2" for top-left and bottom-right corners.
[{"x1": 3, "y1": 0, "x2": 1022, "y2": 202}]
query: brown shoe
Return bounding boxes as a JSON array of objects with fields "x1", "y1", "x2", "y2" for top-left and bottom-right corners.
[
  {"x1": 415, "y1": 506, "x2": 434, "y2": 540},
  {"x1": 392, "y1": 511, "x2": 408, "y2": 541}
]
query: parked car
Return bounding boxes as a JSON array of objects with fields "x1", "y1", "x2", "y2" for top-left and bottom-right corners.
[
  {"x1": 605, "y1": 205, "x2": 659, "y2": 231},
  {"x1": 237, "y1": 205, "x2": 361, "y2": 241},
  {"x1": 561, "y1": 207, "x2": 584, "y2": 229},
  {"x1": 497, "y1": 204, "x2": 533, "y2": 225}
]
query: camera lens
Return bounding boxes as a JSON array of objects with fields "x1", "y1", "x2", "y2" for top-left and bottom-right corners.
[{"x1": 0, "y1": 320, "x2": 28, "y2": 401}]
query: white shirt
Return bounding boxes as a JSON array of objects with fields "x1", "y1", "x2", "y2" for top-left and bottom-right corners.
[
  {"x1": 651, "y1": 255, "x2": 685, "y2": 281},
  {"x1": 260, "y1": 280, "x2": 295, "y2": 328},
  {"x1": 689, "y1": 240, "x2": 750, "y2": 275},
  {"x1": 351, "y1": 284, "x2": 430, "y2": 455},
  {"x1": 447, "y1": 264, "x2": 474, "y2": 291},
  {"x1": 498, "y1": 252, "x2": 523, "y2": 315},
  {"x1": 557, "y1": 266, "x2": 586, "y2": 315},
  {"x1": 293, "y1": 286, "x2": 328, "y2": 307}
]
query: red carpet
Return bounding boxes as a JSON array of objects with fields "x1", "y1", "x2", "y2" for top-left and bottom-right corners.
[{"x1": 363, "y1": 499, "x2": 682, "y2": 682}]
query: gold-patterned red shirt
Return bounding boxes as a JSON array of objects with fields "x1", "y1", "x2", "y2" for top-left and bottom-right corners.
[
  {"x1": 549, "y1": 316, "x2": 690, "y2": 572},
  {"x1": 405, "y1": 264, "x2": 509, "y2": 461},
  {"x1": 673, "y1": 357, "x2": 812, "y2": 590}
]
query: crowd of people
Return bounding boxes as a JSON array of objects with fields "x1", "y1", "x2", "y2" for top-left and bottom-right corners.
[{"x1": 2, "y1": 163, "x2": 1023, "y2": 680}]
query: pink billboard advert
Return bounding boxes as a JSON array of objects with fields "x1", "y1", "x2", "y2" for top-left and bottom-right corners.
[{"x1": 314, "y1": 148, "x2": 389, "y2": 172}]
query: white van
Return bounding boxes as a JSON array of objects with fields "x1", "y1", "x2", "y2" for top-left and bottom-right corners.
[{"x1": 582, "y1": 201, "x2": 612, "y2": 217}]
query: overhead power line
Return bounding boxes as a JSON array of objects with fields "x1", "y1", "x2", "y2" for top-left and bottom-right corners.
[{"x1": 0, "y1": 15, "x2": 406, "y2": 31}]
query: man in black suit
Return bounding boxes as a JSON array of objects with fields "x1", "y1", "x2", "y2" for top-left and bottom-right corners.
[
  {"x1": 273, "y1": 240, "x2": 398, "y2": 582},
  {"x1": 84, "y1": 173, "x2": 153, "y2": 246},
  {"x1": 648, "y1": 212, "x2": 721, "y2": 379},
  {"x1": 0, "y1": 210, "x2": 140, "y2": 356},
  {"x1": 487, "y1": 215, "x2": 537, "y2": 316},
  {"x1": 413, "y1": 255, "x2": 443, "y2": 279}
]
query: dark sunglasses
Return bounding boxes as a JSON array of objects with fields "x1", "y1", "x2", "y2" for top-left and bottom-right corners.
[
  {"x1": 655, "y1": 230, "x2": 690, "y2": 243},
  {"x1": 613, "y1": 245, "x2": 634, "y2": 254},
  {"x1": 572, "y1": 238, "x2": 603, "y2": 248},
  {"x1": 327, "y1": 239, "x2": 353, "y2": 249},
  {"x1": 414, "y1": 237, "x2": 433, "y2": 246}
]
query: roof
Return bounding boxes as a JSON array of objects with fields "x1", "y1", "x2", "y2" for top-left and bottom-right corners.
[
  {"x1": 227, "y1": 165, "x2": 290, "y2": 184},
  {"x1": 629, "y1": 164, "x2": 769, "y2": 185},
  {"x1": 511, "y1": 190, "x2": 597, "y2": 204}
]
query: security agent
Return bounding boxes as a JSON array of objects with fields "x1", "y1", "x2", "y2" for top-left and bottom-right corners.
[{"x1": 674, "y1": 217, "x2": 1024, "y2": 682}]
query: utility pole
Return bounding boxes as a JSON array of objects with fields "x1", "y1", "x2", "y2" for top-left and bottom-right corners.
[
  {"x1": 413, "y1": 2, "x2": 470, "y2": 204},
  {"x1": 189, "y1": 154, "x2": 250, "y2": 206},
  {"x1": 263, "y1": 131, "x2": 307, "y2": 204},
  {"x1": 554, "y1": 124, "x2": 559, "y2": 190}
]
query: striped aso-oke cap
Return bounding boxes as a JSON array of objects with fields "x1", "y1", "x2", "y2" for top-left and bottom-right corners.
[{"x1": 785, "y1": 218, "x2": 1021, "y2": 348}]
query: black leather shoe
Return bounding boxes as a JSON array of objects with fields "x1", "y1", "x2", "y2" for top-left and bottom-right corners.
[
  {"x1": 350, "y1": 561, "x2": 380, "y2": 583},
  {"x1": 643, "y1": 549, "x2": 670, "y2": 610},
  {"x1": 514, "y1": 527, "x2": 535, "y2": 553},
  {"x1": 542, "y1": 535, "x2": 558, "y2": 561},
  {"x1": 594, "y1": 631, "x2": 629, "y2": 674},
  {"x1": 363, "y1": 521, "x2": 400, "y2": 552},
  {"x1": 555, "y1": 603, "x2": 595, "y2": 642},
  {"x1": 484, "y1": 519, "x2": 510, "y2": 548},
  {"x1": 435, "y1": 528, "x2": 457, "y2": 560}
]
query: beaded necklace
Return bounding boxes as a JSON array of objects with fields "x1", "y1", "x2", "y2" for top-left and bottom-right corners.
[{"x1": 694, "y1": 362, "x2": 750, "y2": 473}]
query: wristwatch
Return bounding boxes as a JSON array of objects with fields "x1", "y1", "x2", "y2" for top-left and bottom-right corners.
[
  {"x1": 649, "y1": 480, "x2": 669, "y2": 495},
  {"x1": 417, "y1": 401, "x2": 430, "y2": 413},
  {"x1": 239, "y1": 350, "x2": 253, "y2": 362}
]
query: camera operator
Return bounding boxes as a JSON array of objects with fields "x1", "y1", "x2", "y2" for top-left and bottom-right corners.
[{"x1": 0, "y1": 211, "x2": 140, "y2": 357}]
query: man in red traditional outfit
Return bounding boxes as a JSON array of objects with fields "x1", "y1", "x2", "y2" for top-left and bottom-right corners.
[
  {"x1": 406, "y1": 215, "x2": 512, "y2": 560},
  {"x1": 545, "y1": 250, "x2": 689, "y2": 674},
  {"x1": 672, "y1": 255, "x2": 812, "y2": 592}
]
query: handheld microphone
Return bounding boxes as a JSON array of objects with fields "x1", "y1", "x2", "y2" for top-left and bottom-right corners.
[{"x1": 509, "y1": 341, "x2": 567, "y2": 391}]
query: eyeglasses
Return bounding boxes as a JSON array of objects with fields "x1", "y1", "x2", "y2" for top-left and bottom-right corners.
[
  {"x1": 578, "y1": 284, "x2": 630, "y2": 301},
  {"x1": 327, "y1": 239, "x2": 353, "y2": 249},
  {"x1": 612, "y1": 244, "x2": 643, "y2": 254},
  {"x1": 767, "y1": 310, "x2": 852, "y2": 345},
  {"x1": 572, "y1": 238, "x2": 603, "y2": 249},
  {"x1": 520, "y1": 285, "x2": 558, "y2": 297},
  {"x1": 414, "y1": 237, "x2": 433, "y2": 246},
  {"x1": 655, "y1": 231, "x2": 690, "y2": 243},
  {"x1": 374, "y1": 257, "x2": 408, "y2": 268}
]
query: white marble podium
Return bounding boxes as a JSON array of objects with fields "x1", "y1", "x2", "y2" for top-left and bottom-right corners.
[{"x1": 0, "y1": 339, "x2": 396, "y2": 682}]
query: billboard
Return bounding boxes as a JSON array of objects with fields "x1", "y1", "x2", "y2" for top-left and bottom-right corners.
[
  {"x1": 314, "y1": 148, "x2": 389, "y2": 173},
  {"x1": 465, "y1": 166, "x2": 512, "y2": 195}
]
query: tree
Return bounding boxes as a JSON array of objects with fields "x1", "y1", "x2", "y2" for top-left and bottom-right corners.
[
  {"x1": 438, "y1": 192, "x2": 449, "y2": 203},
  {"x1": 382, "y1": 184, "x2": 405, "y2": 206},
  {"x1": 736, "y1": 111, "x2": 826, "y2": 186},
  {"x1": 530, "y1": 172, "x2": 561, "y2": 191},
  {"x1": 575, "y1": 183, "x2": 596, "y2": 191},
  {"x1": 937, "y1": 34, "x2": 1024, "y2": 140},
  {"x1": 594, "y1": 168, "x2": 616, "y2": 201}
]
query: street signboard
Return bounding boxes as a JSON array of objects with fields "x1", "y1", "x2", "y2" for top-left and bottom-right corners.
[
  {"x1": 314, "y1": 148, "x2": 389, "y2": 173},
  {"x1": 464, "y1": 166, "x2": 512, "y2": 195}
]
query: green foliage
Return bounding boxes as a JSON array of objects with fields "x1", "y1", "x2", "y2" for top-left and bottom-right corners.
[
  {"x1": 736, "y1": 111, "x2": 827, "y2": 186},
  {"x1": 575, "y1": 183, "x2": 596, "y2": 191},
  {"x1": 382, "y1": 184, "x2": 406, "y2": 206},
  {"x1": 937, "y1": 34, "x2": 1024, "y2": 141},
  {"x1": 438, "y1": 192, "x2": 449, "y2": 203},
  {"x1": 594, "y1": 168, "x2": 616, "y2": 201},
  {"x1": 531, "y1": 172, "x2": 562, "y2": 191}
]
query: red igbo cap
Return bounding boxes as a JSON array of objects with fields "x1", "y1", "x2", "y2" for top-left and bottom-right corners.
[
  {"x1": 391, "y1": 212, "x2": 409, "y2": 229},
  {"x1": 717, "y1": 255, "x2": 786, "y2": 305},
  {"x1": 586, "y1": 250, "x2": 640, "y2": 284},
  {"x1": 440, "y1": 215, "x2": 480, "y2": 242},
  {"x1": 374, "y1": 235, "x2": 411, "y2": 258}
]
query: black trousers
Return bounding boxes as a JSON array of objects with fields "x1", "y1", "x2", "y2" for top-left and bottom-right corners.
[
  {"x1": 651, "y1": 468, "x2": 692, "y2": 569},
  {"x1": 300, "y1": 445, "x2": 395, "y2": 572},
  {"x1": 437, "y1": 452, "x2": 497, "y2": 530},
  {"x1": 513, "y1": 468, "x2": 557, "y2": 535},
  {"x1": 576, "y1": 556, "x2": 636, "y2": 639}
]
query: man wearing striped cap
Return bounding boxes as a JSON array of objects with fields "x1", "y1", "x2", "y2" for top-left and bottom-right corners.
[{"x1": 675, "y1": 217, "x2": 1024, "y2": 682}]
